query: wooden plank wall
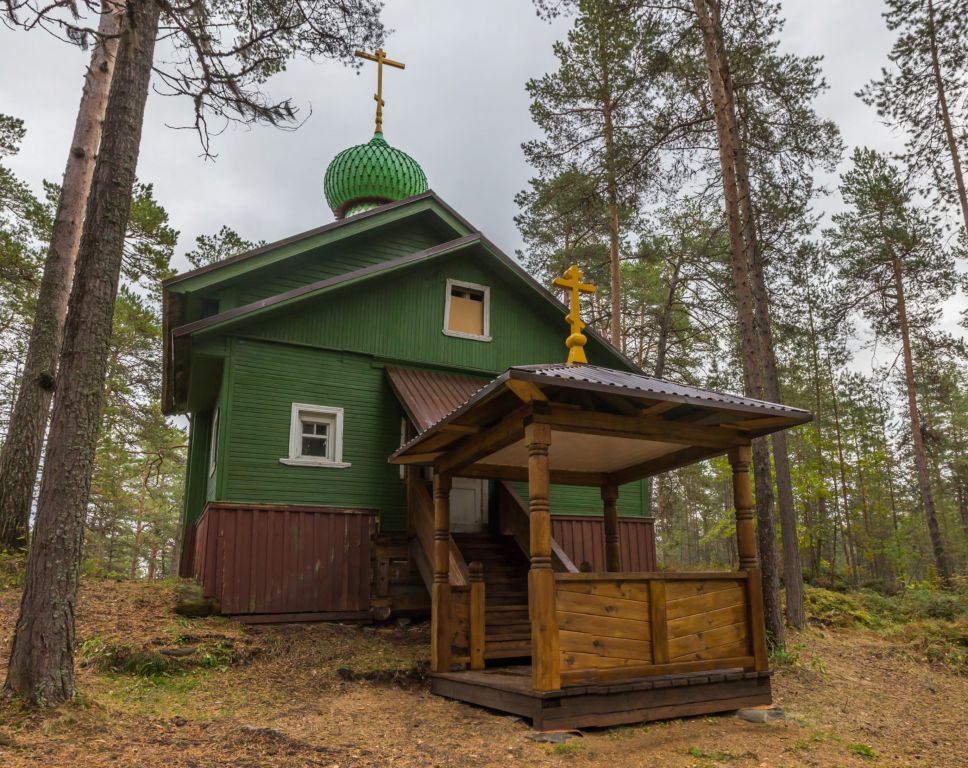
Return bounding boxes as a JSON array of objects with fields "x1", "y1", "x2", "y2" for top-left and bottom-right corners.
[
  {"x1": 551, "y1": 516, "x2": 656, "y2": 572},
  {"x1": 555, "y1": 574, "x2": 752, "y2": 683},
  {"x1": 193, "y1": 502, "x2": 377, "y2": 616}
]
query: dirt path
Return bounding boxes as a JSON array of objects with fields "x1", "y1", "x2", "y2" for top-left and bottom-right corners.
[{"x1": 1, "y1": 579, "x2": 965, "y2": 767}]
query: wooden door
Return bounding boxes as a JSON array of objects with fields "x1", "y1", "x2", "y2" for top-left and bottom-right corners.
[{"x1": 450, "y1": 478, "x2": 489, "y2": 532}]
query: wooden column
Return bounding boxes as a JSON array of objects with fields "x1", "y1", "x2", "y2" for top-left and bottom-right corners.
[
  {"x1": 431, "y1": 473, "x2": 452, "y2": 673},
  {"x1": 602, "y1": 484, "x2": 621, "y2": 572},
  {"x1": 526, "y1": 421, "x2": 560, "y2": 692},
  {"x1": 728, "y1": 445, "x2": 757, "y2": 569},
  {"x1": 468, "y1": 561, "x2": 485, "y2": 671},
  {"x1": 729, "y1": 445, "x2": 769, "y2": 670}
]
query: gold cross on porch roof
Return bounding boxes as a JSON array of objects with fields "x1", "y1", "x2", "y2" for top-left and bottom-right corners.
[
  {"x1": 552, "y1": 264, "x2": 596, "y2": 365},
  {"x1": 355, "y1": 48, "x2": 406, "y2": 134}
]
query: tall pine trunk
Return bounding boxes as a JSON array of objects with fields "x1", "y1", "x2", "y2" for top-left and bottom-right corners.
[
  {"x1": 602, "y1": 95, "x2": 623, "y2": 350},
  {"x1": 926, "y1": 0, "x2": 968, "y2": 234},
  {"x1": 891, "y1": 255, "x2": 950, "y2": 583},
  {"x1": 693, "y1": 0, "x2": 784, "y2": 647},
  {"x1": 3, "y1": 0, "x2": 160, "y2": 704},
  {"x1": 0, "y1": 1, "x2": 124, "y2": 552}
]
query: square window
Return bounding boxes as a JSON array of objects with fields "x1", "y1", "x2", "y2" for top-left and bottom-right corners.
[
  {"x1": 280, "y1": 404, "x2": 350, "y2": 468},
  {"x1": 444, "y1": 279, "x2": 491, "y2": 341}
]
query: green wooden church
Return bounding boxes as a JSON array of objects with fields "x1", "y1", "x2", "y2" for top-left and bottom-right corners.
[
  {"x1": 166, "y1": 51, "x2": 810, "y2": 727},
  {"x1": 166, "y1": 61, "x2": 653, "y2": 626}
]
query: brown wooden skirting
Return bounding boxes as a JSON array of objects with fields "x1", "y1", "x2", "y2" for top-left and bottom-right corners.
[
  {"x1": 235, "y1": 611, "x2": 373, "y2": 624},
  {"x1": 432, "y1": 667, "x2": 772, "y2": 730},
  {"x1": 551, "y1": 516, "x2": 656, "y2": 572},
  {"x1": 192, "y1": 502, "x2": 377, "y2": 618}
]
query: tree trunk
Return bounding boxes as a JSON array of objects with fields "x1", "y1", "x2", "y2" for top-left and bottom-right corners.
[
  {"x1": 0, "y1": 1, "x2": 124, "y2": 552},
  {"x1": 693, "y1": 0, "x2": 784, "y2": 647},
  {"x1": 927, "y1": 0, "x2": 968, "y2": 234},
  {"x1": 891, "y1": 256, "x2": 950, "y2": 583},
  {"x1": 3, "y1": 0, "x2": 160, "y2": 705},
  {"x1": 828, "y1": 362, "x2": 858, "y2": 586},
  {"x1": 602, "y1": 97, "x2": 623, "y2": 350}
]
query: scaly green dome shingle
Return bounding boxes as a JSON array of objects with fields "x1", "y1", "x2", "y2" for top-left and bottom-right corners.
[{"x1": 324, "y1": 132, "x2": 428, "y2": 219}]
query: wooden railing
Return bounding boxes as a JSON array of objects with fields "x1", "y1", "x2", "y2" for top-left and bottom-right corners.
[
  {"x1": 407, "y1": 475, "x2": 469, "y2": 587},
  {"x1": 552, "y1": 571, "x2": 768, "y2": 686},
  {"x1": 496, "y1": 481, "x2": 578, "y2": 573},
  {"x1": 448, "y1": 562, "x2": 486, "y2": 668}
]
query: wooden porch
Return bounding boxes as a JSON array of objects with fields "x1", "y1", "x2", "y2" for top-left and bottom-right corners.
[{"x1": 389, "y1": 364, "x2": 809, "y2": 728}]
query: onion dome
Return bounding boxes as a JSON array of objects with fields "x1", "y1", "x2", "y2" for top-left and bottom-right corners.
[{"x1": 324, "y1": 132, "x2": 428, "y2": 219}]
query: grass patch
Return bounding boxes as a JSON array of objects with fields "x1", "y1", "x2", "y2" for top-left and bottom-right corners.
[
  {"x1": 848, "y1": 742, "x2": 877, "y2": 758},
  {"x1": 550, "y1": 741, "x2": 584, "y2": 756}
]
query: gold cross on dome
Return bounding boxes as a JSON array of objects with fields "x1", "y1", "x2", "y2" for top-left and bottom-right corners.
[
  {"x1": 552, "y1": 264, "x2": 597, "y2": 365},
  {"x1": 355, "y1": 48, "x2": 406, "y2": 134}
]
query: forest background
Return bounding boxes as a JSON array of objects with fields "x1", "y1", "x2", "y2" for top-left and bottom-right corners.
[{"x1": 0, "y1": 0, "x2": 966, "y2": 639}]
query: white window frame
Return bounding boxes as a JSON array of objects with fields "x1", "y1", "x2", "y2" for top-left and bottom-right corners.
[
  {"x1": 443, "y1": 278, "x2": 492, "y2": 342},
  {"x1": 208, "y1": 406, "x2": 219, "y2": 477},
  {"x1": 279, "y1": 403, "x2": 351, "y2": 468}
]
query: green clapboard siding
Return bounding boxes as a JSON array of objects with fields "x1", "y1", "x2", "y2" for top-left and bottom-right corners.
[
  {"x1": 209, "y1": 220, "x2": 447, "y2": 311},
  {"x1": 219, "y1": 339, "x2": 408, "y2": 530},
  {"x1": 183, "y1": 411, "x2": 210, "y2": 526},
  {"x1": 510, "y1": 482, "x2": 645, "y2": 518},
  {"x1": 234, "y1": 251, "x2": 629, "y2": 375}
]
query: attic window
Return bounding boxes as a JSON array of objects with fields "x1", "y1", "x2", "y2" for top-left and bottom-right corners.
[{"x1": 444, "y1": 279, "x2": 491, "y2": 341}]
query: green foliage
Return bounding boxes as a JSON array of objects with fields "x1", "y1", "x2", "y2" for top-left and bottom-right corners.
[
  {"x1": 848, "y1": 742, "x2": 877, "y2": 759},
  {"x1": 184, "y1": 225, "x2": 264, "y2": 269}
]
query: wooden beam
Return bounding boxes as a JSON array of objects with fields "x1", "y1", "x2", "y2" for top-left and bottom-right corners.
[
  {"x1": 435, "y1": 404, "x2": 530, "y2": 475},
  {"x1": 505, "y1": 379, "x2": 547, "y2": 403},
  {"x1": 533, "y1": 405, "x2": 746, "y2": 449},
  {"x1": 439, "y1": 423, "x2": 480, "y2": 434},
  {"x1": 640, "y1": 400, "x2": 679, "y2": 416},
  {"x1": 392, "y1": 451, "x2": 443, "y2": 465},
  {"x1": 606, "y1": 445, "x2": 728, "y2": 486},
  {"x1": 458, "y1": 462, "x2": 607, "y2": 487}
]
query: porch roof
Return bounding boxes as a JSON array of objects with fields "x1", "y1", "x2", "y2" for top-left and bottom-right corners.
[{"x1": 389, "y1": 364, "x2": 811, "y2": 486}]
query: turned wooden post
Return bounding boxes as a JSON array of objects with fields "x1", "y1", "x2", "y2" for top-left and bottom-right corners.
[
  {"x1": 526, "y1": 421, "x2": 560, "y2": 691},
  {"x1": 602, "y1": 484, "x2": 621, "y2": 572},
  {"x1": 728, "y1": 445, "x2": 757, "y2": 570},
  {"x1": 729, "y1": 445, "x2": 769, "y2": 670},
  {"x1": 468, "y1": 561, "x2": 485, "y2": 670},
  {"x1": 431, "y1": 473, "x2": 452, "y2": 673}
]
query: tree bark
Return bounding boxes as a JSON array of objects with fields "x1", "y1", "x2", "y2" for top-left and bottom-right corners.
[
  {"x1": 0, "y1": 1, "x2": 125, "y2": 552},
  {"x1": 602, "y1": 93, "x2": 623, "y2": 350},
  {"x1": 692, "y1": 0, "x2": 784, "y2": 647},
  {"x1": 891, "y1": 255, "x2": 950, "y2": 583},
  {"x1": 927, "y1": 0, "x2": 968, "y2": 234},
  {"x1": 4, "y1": 0, "x2": 160, "y2": 705}
]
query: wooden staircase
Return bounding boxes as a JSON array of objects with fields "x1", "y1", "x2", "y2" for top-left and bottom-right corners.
[{"x1": 453, "y1": 532, "x2": 531, "y2": 660}]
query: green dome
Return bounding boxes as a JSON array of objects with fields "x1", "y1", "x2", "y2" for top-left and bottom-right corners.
[{"x1": 324, "y1": 132, "x2": 428, "y2": 219}]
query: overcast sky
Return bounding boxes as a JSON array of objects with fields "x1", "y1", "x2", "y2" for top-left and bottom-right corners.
[{"x1": 1, "y1": 0, "x2": 963, "y2": 339}]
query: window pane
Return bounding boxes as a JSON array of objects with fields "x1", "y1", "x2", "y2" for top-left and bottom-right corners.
[{"x1": 301, "y1": 435, "x2": 328, "y2": 457}]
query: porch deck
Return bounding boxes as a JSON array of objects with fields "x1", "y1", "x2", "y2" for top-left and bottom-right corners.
[{"x1": 432, "y1": 665, "x2": 772, "y2": 730}]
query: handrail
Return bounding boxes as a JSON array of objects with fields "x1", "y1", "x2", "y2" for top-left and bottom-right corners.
[
  {"x1": 497, "y1": 481, "x2": 578, "y2": 573},
  {"x1": 407, "y1": 474, "x2": 469, "y2": 587}
]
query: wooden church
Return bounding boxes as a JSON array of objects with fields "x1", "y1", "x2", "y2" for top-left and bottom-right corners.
[{"x1": 164, "y1": 50, "x2": 810, "y2": 728}]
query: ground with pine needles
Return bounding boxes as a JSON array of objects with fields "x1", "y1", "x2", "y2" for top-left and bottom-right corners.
[{"x1": 0, "y1": 577, "x2": 966, "y2": 767}]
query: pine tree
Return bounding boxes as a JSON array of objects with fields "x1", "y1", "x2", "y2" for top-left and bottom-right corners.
[
  {"x1": 826, "y1": 147, "x2": 961, "y2": 584},
  {"x1": 523, "y1": 0, "x2": 670, "y2": 348},
  {"x1": 860, "y1": 0, "x2": 968, "y2": 233}
]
